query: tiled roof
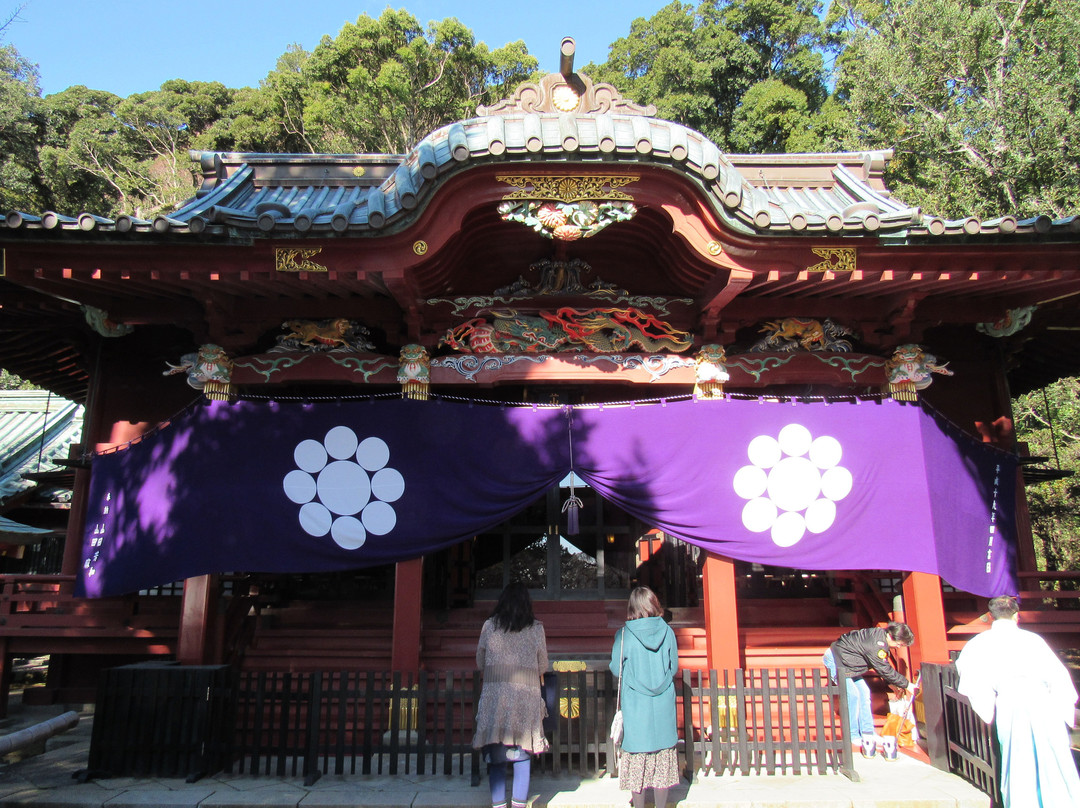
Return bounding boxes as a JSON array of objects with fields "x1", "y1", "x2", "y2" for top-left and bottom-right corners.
[
  {"x1": 0, "y1": 391, "x2": 84, "y2": 505},
  {"x1": 5, "y1": 114, "x2": 1077, "y2": 243}
]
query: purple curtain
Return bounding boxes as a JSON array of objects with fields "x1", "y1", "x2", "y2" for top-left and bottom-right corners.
[
  {"x1": 79, "y1": 396, "x2": 1016, "y2": 598},
  {"x1": 570, "y1": 398, "x2": 1016, "y2": 597}
]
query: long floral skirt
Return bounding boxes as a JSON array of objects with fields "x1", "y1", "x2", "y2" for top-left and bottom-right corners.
[{"x1": 618, "y1": 746, "x2": 680, "y2": 792}]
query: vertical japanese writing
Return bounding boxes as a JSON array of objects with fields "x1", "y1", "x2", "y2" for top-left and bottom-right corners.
[
  {"x1": 83, "y1": 492, "x2": 111, "y2": 579},
  {"x1": 986, "y1": 465, "x2": 1001, "y2": 574}
]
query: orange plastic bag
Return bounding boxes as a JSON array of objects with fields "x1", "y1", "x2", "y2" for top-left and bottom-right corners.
[{"x1": 882, "y1": 712, "x2": 915, "y2": 747}]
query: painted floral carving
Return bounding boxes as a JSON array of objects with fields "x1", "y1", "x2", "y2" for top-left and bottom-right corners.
[{"x1": 497, "y1": 200, "x2": 637, "y2": 240}]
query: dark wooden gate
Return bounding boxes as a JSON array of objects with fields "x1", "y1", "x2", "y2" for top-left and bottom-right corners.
[{"x1": 920, "y1": 662, "x2": 1001, "y2": 806}]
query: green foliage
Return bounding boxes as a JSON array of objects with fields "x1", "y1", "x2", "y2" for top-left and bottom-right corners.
[
  {"x1": 1013, "y1": 378, "x2": 1080, "y2": 575},
  {"x1": 228, "y1": 10, "x2": 537, "y2": 155},
  {"x1": 0, "y1": 369, "x2": 35, "y2": 390},
  {"x1": 586, "y1": 0, "x2": 832, "y2": 153},
  {"x1": 40, "y1": 80, "x2": 234, "y2": 218},
  {"x1": 0, "y1": 0, "x2": 1077, "y2": 224},
  {"x1": 833, "y1": 0, "x2": 1080, "y2": 218},
  {"x1": 0, "y1": 44, "x2": 45, "y2": 212}
]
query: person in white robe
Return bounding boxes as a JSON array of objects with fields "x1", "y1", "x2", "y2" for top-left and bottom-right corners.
[{"x1": 955, "y1": 595, "x2": 1080, "y2": 808}]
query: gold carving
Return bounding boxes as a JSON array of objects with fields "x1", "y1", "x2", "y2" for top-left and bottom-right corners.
[
  {"x1": 275, "y1": 247, "x2": 327, "y2": 273},
  {"x1": 707, "y1": 241, "x2": 723, "y2": 256},
  {"x1": 413, "y1": 240, "x2": 428, "y2": 255},
  {"x1": 551, "y1": 83, "x2": 580, "y2": 112},
  {"x1": 497, "y1": 175, "x2": 637, "y2": 203},
  {"x1": 806, "y1": 247, "x2": 856, "y2": 273}
]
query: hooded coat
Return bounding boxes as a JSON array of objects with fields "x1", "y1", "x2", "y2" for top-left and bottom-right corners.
[{"x1": 610, "y1": 615, "x2": 678, "y2": 754}]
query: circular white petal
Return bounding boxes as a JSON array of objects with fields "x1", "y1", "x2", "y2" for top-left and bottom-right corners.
[
  {"x1": 778, "y1": 424, "x2": 813, "y2": 457},
  {"x1": 766, "y1": 456, "x2": 821, "y2": 512},
  {"x1": 821, "y1": 466, "x2": 854, "y2": 501},
  {"x1": 804, "y1": 499, "x2": 837, "y2": 533},
  {"x1": 362, "y1": 501, "x2": 397, "y2": 535},
  {"x1": 809, "y1": 436, "x2": 843, "y2": 469},
  {"x1": 356, "y1": 437, "x2": 391, "y2": 471},
  {"x1": 324, "y1": 426, "x2": 359, "y2": 460},
  {"x1": 283, "y1": 470, "x2": 317, "y2": 504},
  {"x1": 317, "y1": 460, "x2": 371, "y2": 515},
  {"x1": 331, "y1": 516, "x2": 367, "y2": 550},
  {"x1": 771, "y1": 511, "x2": 806, "y2": 547},
  {"x1": 747, "y1": 435, "x2": 781, "y2": 468},
  {"x1": 741, "y1": 498, "x2": 777, "y2": 533},
  {"x1": 733, "y1": 465, "x2": 768, "y2": 500},
  {"x1": 299, "y1": 502, "x2": 332, "y2": 537},
  {"x1": 371, "y1": 467, "x2": 405, "y2": 503},
  {"x1": 294, "y1": 439, "x2": 328, "y2": 473}
]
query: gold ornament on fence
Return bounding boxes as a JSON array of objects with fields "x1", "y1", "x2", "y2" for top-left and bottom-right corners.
[{"x1": 552, "y1": 660, "x2": 587, "y2": 719}]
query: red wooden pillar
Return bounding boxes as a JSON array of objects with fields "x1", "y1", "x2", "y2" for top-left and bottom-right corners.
[
  {"x1": 61, "y1": 363, "x2": 109, "y2": 585},
  {"x1": 60, "y1": 462, "x2": 91, "y2": 584},
  {"x1": 901, "y1": 572, "x2": 949, "y2": 673},
  {"x1": 392, "y1": 557, "x2": 423, "y2": 673},
  {"x1": 702, "y1": 552, "x2": 741, "y2": 673},
  {"x1": 177, "y1": 574, "x2": 219, "y2": 665}
]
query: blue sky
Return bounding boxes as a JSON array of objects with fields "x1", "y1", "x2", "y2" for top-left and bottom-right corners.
[{"x1": 5, "y1": 0, "x2": 670, "y2": 97}]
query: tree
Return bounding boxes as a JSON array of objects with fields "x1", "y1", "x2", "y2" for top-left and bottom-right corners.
[
  {"x1": 232, "y1": 10, "x2": 538, "y2": 155},
  {"x1": 586, "y1": 0, "x2": 836, "y2": 153},
  {"x1": 0, "y1": 369, "x2": 35, "y2": 390},
  {"x1": 40, "y1": 80, "x2": 234, "y2": 218},
  {"x1": 206, "y1": 46, "x2": 316, "y2": 153},
  {"x1": 38, "y1": 85, "x2": 124, "y2": 214},
  {"x1": 832, "y1": 0, "x2": 1080, "y2": 219},
  {"x1": 1013, "y1": 377, "x2": 1080, "y2": 578},
  {"x1": 0, "y1": 44, "x2": 45, "y2": 212}
]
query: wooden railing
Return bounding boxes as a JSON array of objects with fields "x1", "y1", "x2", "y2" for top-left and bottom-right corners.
[
  {"x1": 85, "y1": 664, "x2": 853, "y2": 784},
  {"x1": 1018, "y1": 570, "x2": 1080, "y2": 610},
  {"x1": 0, "y1": 574, "x2": 179, "y2": 653}
]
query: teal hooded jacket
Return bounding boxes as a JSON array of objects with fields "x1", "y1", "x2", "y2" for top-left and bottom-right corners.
[{"x1": 610, "y1": 615, "x2": 678, "y2": 754}]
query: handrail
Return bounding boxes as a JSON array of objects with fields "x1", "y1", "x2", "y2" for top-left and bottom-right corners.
[
  {"x1": 0, "y1": 574, "x2": 78, "y2": 585},
  {"x1": 1017, "y1": 570, "x2": 1080, "y2": 581}
]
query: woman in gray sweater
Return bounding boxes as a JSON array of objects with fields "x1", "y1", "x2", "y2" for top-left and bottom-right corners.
[{"x1": 472, "y1": 582, "x2": 549, "y2": 808}]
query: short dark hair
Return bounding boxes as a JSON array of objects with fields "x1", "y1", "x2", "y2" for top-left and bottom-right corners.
[
  {"x1": 988, "y1": 595, "x2": 1019, "y2": 620},
  {"x1": 886, "y1": 622, "x2": 914, "y2": 646},
  {"x1": 627, "y1": 586, "x2": 663, "y2": 620},
  {"x1": 491, "y1": 581, "x2": 535, "y2": 633}
]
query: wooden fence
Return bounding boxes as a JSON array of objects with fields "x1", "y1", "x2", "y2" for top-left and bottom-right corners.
[
  {"x1": 680, "y1": 668, "x2": 852, "y2": 778},
  {"x1": 87, "y1": 664, "x2": 854, "y2": 784}
]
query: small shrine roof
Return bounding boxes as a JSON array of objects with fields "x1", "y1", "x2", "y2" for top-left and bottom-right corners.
[{"x1": 0, "y1": 391, "x2": 83, "y2": 505}]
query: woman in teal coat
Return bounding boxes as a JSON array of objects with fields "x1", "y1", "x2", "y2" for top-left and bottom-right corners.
[{"x1": 610, "y1": 586, "x2": 680, "y2": 808}]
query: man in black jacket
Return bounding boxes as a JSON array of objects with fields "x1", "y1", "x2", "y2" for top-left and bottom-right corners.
[{"x1": 823, "y1": 622, "x2": 916, "y2": 757}]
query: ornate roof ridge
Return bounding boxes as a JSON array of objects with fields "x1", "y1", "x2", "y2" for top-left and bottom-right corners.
[{"x1": 5, "y1": 111, "x2": 1078, "y2": 243}]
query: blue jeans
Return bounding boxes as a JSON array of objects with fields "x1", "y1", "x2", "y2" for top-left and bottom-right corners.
[
  {"x1": 823, "y1": 649, "x2": 875, "y2": 739},
  {"x1": 484, "y1": 745, "x2": 531, "y2": 806}
]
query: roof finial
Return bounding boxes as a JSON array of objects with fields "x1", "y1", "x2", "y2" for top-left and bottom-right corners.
[{"x1": 560, "y1": 37, "x2": 576, "y2": 78}]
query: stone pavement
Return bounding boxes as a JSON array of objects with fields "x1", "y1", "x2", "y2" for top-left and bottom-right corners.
[{"x1": 0, "y1": 697, "x2": 993, "y2": 808}]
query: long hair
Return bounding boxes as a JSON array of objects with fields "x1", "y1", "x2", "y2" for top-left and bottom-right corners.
[
  {"x1": 627, "y1": 585, "x2": 663, "y2": 620},
  {"x1": 491, "y1": 581, "x2": 535, "y2": 633}
]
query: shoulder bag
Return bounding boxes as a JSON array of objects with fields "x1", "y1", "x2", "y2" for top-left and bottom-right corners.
[{"x1": 609, "y1": 630, "x2": 625, "y2": 746}]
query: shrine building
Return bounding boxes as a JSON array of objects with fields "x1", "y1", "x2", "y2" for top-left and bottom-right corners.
[{"x1": 0, "y1": 43, "x2": 1078, "y2": 711}]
